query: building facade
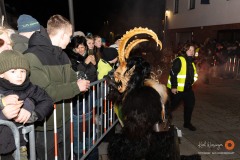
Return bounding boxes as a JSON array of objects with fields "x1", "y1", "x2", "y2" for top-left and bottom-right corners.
[{"x1": 165, "y1": 0, "x2": 240, "y2": 47}]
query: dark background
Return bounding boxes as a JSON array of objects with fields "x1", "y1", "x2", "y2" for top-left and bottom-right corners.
[{"x1": 4, "y1": 0, "x2": 165, "y2": 37}]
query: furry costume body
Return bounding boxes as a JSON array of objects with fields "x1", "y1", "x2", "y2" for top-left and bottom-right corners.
[
  {"x1": 107, "y1": 27, "x2": 201, "y2": 160},
  {"x1": 108, "y1": 56, "x2": 181, "y2": 160}
]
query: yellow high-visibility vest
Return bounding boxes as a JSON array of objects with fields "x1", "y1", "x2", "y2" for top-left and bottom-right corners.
[{"x1": 167, "y1": 57, "x2": 198, "y2": 91}]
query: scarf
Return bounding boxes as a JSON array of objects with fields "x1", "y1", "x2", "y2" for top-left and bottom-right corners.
[{"x1": 0, "y1": 77, "x2": 31, "y2": 99}]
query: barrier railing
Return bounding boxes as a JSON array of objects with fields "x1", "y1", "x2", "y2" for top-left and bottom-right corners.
[
  {"x1": 235, "y1": 58, "x2": 240, "y2": 79},
  {"x1": 47, "y1": 78, "x2": 117, "y2": 160},
  {"x1": 0, "y1": 78, "x2": 117, "y2": 160},
  {"x1": 224, "y1": 56, "x2": 240, "y2": 79},
  {"x1": 0, "y1": 120, "x2": 36, "y2": 160},
  {"x1": 0, "y1": 120, "x2": 20, "y2": 160}
]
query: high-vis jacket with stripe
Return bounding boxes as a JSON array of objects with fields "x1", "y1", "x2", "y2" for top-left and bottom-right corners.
[{"x1": 167, "y1": 56, "x2": 198, "y2": 91}]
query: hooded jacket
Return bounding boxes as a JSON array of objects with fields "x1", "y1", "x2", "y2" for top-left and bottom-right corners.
[
  {"x1": 23, "y1": 26, "x2": 81, "y2": 131},
  {"x1": 11, "y1": 33, "x2": 29, "y2": 53}
]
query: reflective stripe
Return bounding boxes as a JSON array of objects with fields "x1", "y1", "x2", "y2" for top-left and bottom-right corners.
[
  {"x1": 193, "y1": 64, "x2": 198, "y2": 83},
  {"x1": 177, "y1": 75, "x2": 186, "y2": 78},
  {"x1": 168, "y1": 80, "x2": 171, "y2": 84},
  {"x1": 178, "y1": 83, "x2": 184, "y2": 87}
]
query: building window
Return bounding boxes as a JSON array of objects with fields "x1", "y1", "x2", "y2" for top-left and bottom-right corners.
[
  {"x1": 201, "y1": 0, "x2": 210, "y2": 4},
  {"x1": 174, "y1": 0, "x2": 179, "y2": 14},
  {"x1": 189, "y1": 0, "x2": 195, "y2": 10}
]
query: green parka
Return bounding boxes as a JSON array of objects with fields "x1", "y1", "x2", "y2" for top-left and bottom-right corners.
[{"x1": 24, "y1": 26, "x2": 80, "y2": 131}]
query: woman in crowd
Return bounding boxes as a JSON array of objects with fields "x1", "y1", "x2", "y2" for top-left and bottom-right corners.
[{"x1": 64, "y1": 35, "x2": 98, "y2": 159}]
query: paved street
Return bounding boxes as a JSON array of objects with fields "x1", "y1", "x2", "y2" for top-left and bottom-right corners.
[
  {"x1": 172, "y1": 77, "x2": 240, "y2": 160},
  {"x1": 99, "y1": 76, "x2": 240, "y2": 160}
]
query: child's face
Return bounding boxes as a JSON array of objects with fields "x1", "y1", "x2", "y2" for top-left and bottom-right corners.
[
  {"x1": 94, "y1": 37, "x2": 102, "y2": 48},
  {"x1": 86, "y1": 39, "x2": 94, "y2": 50},
  {"x1": 0, "y1": 69, "x2": 27, "y2": 85}
]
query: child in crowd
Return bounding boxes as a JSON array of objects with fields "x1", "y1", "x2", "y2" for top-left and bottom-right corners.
[
  {"x1": 86, "y1": 35, "x2": 95, "y2": 56},
  {"x1": 93, "y1": 35, "x2": 104, "y2": 62},
  {"x1": 0, "y1": 50, "x2": 53, "y2": 159},
  {"x1": 97, "y1": 47, "x2": 118, "y2": 80}
]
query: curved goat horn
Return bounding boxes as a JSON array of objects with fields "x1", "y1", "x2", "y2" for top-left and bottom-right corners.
[
  {"x1": 118, "y1": 27, "x2": 162, "y2": 64},
  {"x1": 125, "y1": 39, "x2": 148, "y2": 59}
]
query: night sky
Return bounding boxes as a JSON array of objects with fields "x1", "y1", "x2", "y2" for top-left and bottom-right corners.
[{"x1": 4, "y1": 0, "x2": 165, "y2": 36}]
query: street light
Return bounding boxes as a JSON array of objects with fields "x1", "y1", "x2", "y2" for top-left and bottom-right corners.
[
  {"x1": 164, "y1": 9, "x2": 169, "y2": 45},
  {"x1": 68, "y1": 0, "x2": 75, "y2": 31}
]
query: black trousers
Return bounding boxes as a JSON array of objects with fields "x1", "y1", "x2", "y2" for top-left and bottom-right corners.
[
  {"x1": 35, "y1": 121, "x2": 71, "y2": 160},
  {"x1": 0, "y1": 152, "x2": 14, "y2": 160},
  {"x1": 168, "y1": 88, "x2": 195, "y2": 125}
]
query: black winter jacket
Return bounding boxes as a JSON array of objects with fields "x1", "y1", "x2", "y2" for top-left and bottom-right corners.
[
  {"x1": 64, "y1": 48, "x2": 97, "y2": 82},
  {"x1": 0, "y1": 77, "x2": 53, "y2": 154}
]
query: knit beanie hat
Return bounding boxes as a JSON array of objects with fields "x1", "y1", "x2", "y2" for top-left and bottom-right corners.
[
  {"x1": 102, "y1": 48, "x2": 118, "y2": 62},
  {"x1": 73, "y1": 31, "x2": 85, "y2": 37},
  {"x1": 114, "y1": 35, "x2": 122, "y2": 42},
  {"x1": 0, "y1": 50, "x2": 29, "y2": 74},
  {"x1": 17, "y1": 14, "x2": 40, "y2": 33}
]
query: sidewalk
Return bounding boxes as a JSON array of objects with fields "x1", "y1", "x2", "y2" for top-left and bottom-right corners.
[
  {"x1": 98, "y1": 77, "x2": 240, "y2": 160},
  {"x1": 172, "y1": 77, "x2": 240, "y2": 160}
]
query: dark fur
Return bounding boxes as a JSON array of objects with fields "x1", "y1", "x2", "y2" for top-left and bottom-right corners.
[
  {"x1": 122, "y1": 86, "x2": 162, "y2": 140},
  {"x1": 108, "y1": 126, "x2": 181, "y2": 160},
  {"x1": 107, "y1": 56, "x2": 152, "y2": 108},
  {"x1": 107, "y1": 56, "x2": 201, "y2": 160},
  {"x1": 125, "y1": 56, "x2": 151, "y2": 91}
]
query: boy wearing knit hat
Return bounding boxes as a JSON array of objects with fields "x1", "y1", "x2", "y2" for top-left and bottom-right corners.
[
  {"x1": 97, "y1": 47, "x2": 119, "y2": 80},
  {"x1": 17, "y1": 14, "x2": 40, "y2": 33},
  {"x1": 11, "y1": 14, "x2": 40, "y2": 53},
  {"x1": 0, "y1": 50, "x2": 53, "y2": 159}
]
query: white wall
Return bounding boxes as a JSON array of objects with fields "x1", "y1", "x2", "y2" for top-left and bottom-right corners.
[{"x1": 166, "y1": 0, "x2": 240, "y2": 29}]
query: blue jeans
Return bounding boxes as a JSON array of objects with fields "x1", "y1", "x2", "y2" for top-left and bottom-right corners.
[
  {"x1": 73, "y1": 113, "x2": 99, "y2": 160},
  {"x1": 73, "y1": 112, "x2": 92, "y2": 154}
]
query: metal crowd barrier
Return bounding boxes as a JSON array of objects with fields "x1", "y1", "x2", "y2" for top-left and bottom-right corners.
[
  {"x1": 74, "y1": 78, "x2": 118, "y2": 160},
  {"x1": 224, "y1": 56, "x2": 240, "y2": 79},
  {"x1": 0, "y1": 120, "x2": 36, "y2": 160},
  {"x1": 45, "y1": 78, "x2": 118, "y2": 160},
  {"x1": 0, "y1": 78, "x2": 118, "y2": 160},
  {"x1": 235, "y1": 58, "x2": 240, "y2": 79},
  {"x1": 0, "y1": 120, "x2": 20, "y2": 160}
]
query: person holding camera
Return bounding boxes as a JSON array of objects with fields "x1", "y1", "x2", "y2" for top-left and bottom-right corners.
[
  {"x1": 64, "y1": 35, "x2": 98, "y2": 159},
  {"x1": 65, "y1": 35, "x2": 97, "y2": 82}
]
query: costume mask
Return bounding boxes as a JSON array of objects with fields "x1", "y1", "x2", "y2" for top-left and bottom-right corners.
[{"x1": 114, "y1": 27, "x2": 162, "y2": 93}]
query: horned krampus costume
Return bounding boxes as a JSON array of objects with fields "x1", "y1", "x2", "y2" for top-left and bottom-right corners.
[{"x1": 106, "y1": 27, "x2": 201, "y2": 160}]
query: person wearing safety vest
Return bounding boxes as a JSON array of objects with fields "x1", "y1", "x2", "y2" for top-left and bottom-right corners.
[{"x1": 167, "y1": 43, "x2": 198, "y2": 131}]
